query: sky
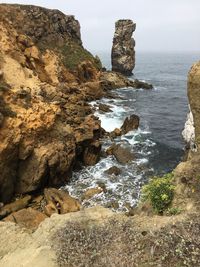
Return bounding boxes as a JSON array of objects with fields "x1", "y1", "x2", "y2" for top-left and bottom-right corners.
[{"x1": 1, "y1": 0, "x2": 200, "y2": 54}]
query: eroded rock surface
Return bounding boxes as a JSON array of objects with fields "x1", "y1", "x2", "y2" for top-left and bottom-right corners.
[
  {"x1": 112, "y1": 20, "x2": 136, "y2": 76},
  {"x1": 0, "y1": 4, "x2": 103, "y2": 203}
]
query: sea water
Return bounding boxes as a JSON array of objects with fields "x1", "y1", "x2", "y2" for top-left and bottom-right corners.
[{"x1": 64, "y1": 52, "x2": 199, "y2": 211}]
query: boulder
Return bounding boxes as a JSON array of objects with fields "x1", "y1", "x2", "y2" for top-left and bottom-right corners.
[
  {"x1": 3, "y1": 208, "x2": 47, "y2": 230},
  {"x1": 105, "y1": 166, "x2": 122, "y2": 176},
  {"x1": 133, "y1": 79, "x2": 153, "y2": 89},
  {"x1": 112, "y1": 20, "x2": 136, "y2": 76},
  {"x1": 82, "y1": 187, "x2": 103, "y2": 200},
  {"x1": 0, "y1": 195, "x2": 32, "y2": 219},
  {"x1": 121, "y1": 114, "x2": 140, "y2": 134},
  {"x1": 107, "y1": 144, "x2": 135, "y2": 164},
  {"x1": 44, "y1": 188, "x2": 81, "y2": 216},
  {"x1": 98, "y1": 103, "x2": 112, "y2": 113},
  {"x1": 110, "y1": 128, "x2": 122, "y2": 139}
]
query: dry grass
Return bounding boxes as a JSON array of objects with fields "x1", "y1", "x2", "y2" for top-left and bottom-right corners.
[{"x1": 53, "y1": 214, "x2": 200, "y2": 267}]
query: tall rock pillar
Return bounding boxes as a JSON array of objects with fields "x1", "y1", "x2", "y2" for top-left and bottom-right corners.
[{"x1": 111, "y1": 19, "x2": 136, "y2": 76}]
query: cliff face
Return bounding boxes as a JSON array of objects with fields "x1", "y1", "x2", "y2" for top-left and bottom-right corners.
[
  {"x1": 174, "y1": 61, "x2": 200, "y2": 210},
  {"x1": 0, "y1": 4, "x2": 103, "y2": 203},
  {"x1": 188, "y1": 61, "x2": 200, "y2": 148},
  {"x1": 111, "y1": 20, "x2": 136, "y2": 76}
]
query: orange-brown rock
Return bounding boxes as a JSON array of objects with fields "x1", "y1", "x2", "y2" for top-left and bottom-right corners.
[
  {"x1": 0, "y1": 4, "x2": 103, "y2": 204},
  {"x1": 44, "y1": 188, "x2": 81, "y2": 216},
  {"x1": 82, "y1": 187, "x2": 103, "y2": 200},
  {"x1": 106, "y1": 144, "x2": 135, "y2": 164},
  {"x1": 3, "y1": 207, "x2": 47, "y2": 230},
  {"x1": 0, "y1": 195, "x2": 32, "y2": 219}
]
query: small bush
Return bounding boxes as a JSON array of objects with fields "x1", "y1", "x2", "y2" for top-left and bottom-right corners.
[
  {"x1": 166, "y1": 207, "x2": 182, "y2": 216},
  {"x1": 141, "y1": 173, "x2": 175, "y2": 214}
]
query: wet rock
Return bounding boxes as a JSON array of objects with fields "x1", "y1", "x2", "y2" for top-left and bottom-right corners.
[
  {"x1": 121, "y1": 114, "x2": 140, "y2": 134},
  {"x1": 132, "y1": 79, "x2": 153, "y2": 89},
  {"x1": 83, "y1": 140, "x2": 102, "y2": 166},
  {"x1": 0, "y1": 195, "x2": 32, "y2": 219},
  {"x1": 105, "y1": 201, "x2": 119, "y2": 210},
  {"x1": 100, "y1": 71, "x2": 153, "y2": 91},
  {"x1": 110, "y1": 128, "x2": 122, "y2": 139},
  {"x1": 105, "y1": 166, "x2": 122, "y2": 176},
  {"x1": 107, "y1": 144, "x2": 135, "y2": 164},
  {"x1": 3, "y1": 207, "x2": 47, "y2": 230},
  {"x1": 96, "y1": 182, "x2": 107, "y2": 192},
  {"x1": 98, "y1": 103, "x2": 112, "y2": 113},
  {"x1": 112, "y1": 20, "x2": 136, "y2": 76},
  {"x1": 44, "y1": 188, "x2": 81, "y2": 216},
  {"x1": 82, "y1": 187, "x2": 103, "y2": 200}
]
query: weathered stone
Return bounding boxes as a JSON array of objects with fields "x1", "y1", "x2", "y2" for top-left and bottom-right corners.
[
  {"x1": 0, "y1": 4, "x2": 104, "y2": 203},
  {"x1": 110, "y1": 128, "x2": 122, "y2": 139},
  {"x1": 132, "y1": 79, "x2": 153, "y2": 89},
  {"x1": 188, "y1": 61, "x2": 200, "y2": 149},
  {"x1": 98, "y1": 103, "x2": 112, "y2": 113},
  {"x1": 107, "y1": 144, "x2": 135, "y2": 164},
  {"x1": 121, "y1": 114, "x2": 140, "y2": 135},
  {"x1": 105, "y1": 166, "x2": 122, "y2": 176},
  {"x1": 3, "y1": 208, "x2": 47, "y2": 230},
  {"x1": 100, "y1": 71, "x2": 153, "y2": 91},
  {"x1": 44, "y1": 188, "x2": 81, "y2": 216},
  {"x1": 112, "y1": 20, "x2": 136, "y2": 76},
  {"x1": 82, "y1": 187, "x2": 103, "y2": 200},
  {"x1": 0, "y1": 195, "x2": 32, "y2": 219},
  {"x1": 82, "y1": 140, "x2": 102, "y2": 166}
]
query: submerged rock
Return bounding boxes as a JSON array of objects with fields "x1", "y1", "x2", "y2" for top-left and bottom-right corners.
[
  {"x1": 98, "y1": 103, "x2": 112, "y2": 113},
  {"x1": 112, "y1": 19, "x2": 136, "y2": 76},
  {"x1": 105, "y1": 166, "x2": 122, "y2": 176}
]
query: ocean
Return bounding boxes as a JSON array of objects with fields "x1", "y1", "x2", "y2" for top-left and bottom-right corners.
[{"x1": 64, "y1": 52, "x2": 200, "y2": 211}]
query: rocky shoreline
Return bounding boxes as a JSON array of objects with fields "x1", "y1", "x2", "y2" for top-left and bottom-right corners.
[
  {"x1": 0, "y1": 4, "x2": 152, "y2": 226},
  {"x1": 1, "y1": 3, "x2": 200, "y2": 267}
]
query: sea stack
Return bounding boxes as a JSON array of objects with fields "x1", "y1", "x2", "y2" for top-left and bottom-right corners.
[{"x1": 111, "y1": 19, "x2": 136, "y2": 76}]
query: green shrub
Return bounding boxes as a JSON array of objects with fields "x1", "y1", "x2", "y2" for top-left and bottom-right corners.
[
  {"x1": 60, "y1": 42, "x2": 102, "y2": 70},
  {"x1": 141, "y1": 173, "x2": 175, "y2": 214},
  {"x1": 166, "y1": 207, "x2": 182, "y2": 216}
]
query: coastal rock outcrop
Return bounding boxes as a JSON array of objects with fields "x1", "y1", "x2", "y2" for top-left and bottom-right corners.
[
  {"x1": 111, "y1": 20, "x2": 136, "y2": 76},
  {"x1": 188, "y1": 61, "x2": 200, "y2": 149},
  {"x1": 0, "y1": 4, "x2": 103, "y2": 203}
]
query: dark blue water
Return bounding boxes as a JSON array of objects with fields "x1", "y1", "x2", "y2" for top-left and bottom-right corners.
[
  {"x1": 99, "y1": 52, "x2": 199, "y2": 173},
  {"x1": 65, "y1": 52, "x2": 199, "y2": 210}
]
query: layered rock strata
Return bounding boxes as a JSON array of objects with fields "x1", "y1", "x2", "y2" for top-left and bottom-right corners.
[{"x1": 111, "y1": 19, "x2": 136, "y2": 76}]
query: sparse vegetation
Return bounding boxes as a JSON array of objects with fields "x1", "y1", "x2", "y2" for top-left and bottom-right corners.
[
  {"x1": 54, "y1": 215, "x2": 200, "y2": 267},
  {"x1": 166, "y1": 207, "x2": 182, "y2": 216},
  {"x1": 141, "y1": 173, "x2": 175, "y2": 214},
  {"x1": 60, "y1": 41, "x2": 102, "y2": 70}
]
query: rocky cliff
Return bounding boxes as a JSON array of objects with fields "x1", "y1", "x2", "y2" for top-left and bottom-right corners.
[
  {"x1": 174, "y1": 61, "x2": 200, "y2": 211},
  {"x1": 0, "y1": 4, "x2": 104, "y2": 204},
  {"x1": 111, "y1": 19, "x2": 136, "y2": 76}
]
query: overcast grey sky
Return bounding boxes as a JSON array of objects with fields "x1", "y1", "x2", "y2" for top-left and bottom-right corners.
[{"x1": 2, "y1": 0, "x2": 200, "y2": 53}]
